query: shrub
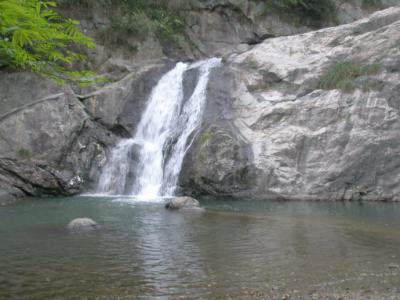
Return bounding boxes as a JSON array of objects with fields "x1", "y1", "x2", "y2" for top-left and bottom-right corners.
[
  {"x1": 258, "y1": 0, "x2": 337, "y2": 27},
  {"x1": 17, "y1": 148, "x2": 31, "y2": 159},
  {"x1": 57, "y1": 0, "x2": 185, "y2": 44},
  {"x1": 0, "y1": 0, "x2": 102, "y2": 86},
  {"x1": 319, "y1": 62, "x2": 380, "y2": 92},
  {"x1": 96, "y1": 10, "x2": 154, "y2": 48},
  {"x1": 362, "y1": 0, "x2": 383, "y2": 8},
  {"x1": 200, "y1": 132, "x2": 212, "y2": 145},
  {"x1": 245, "y1": 58, "x2": 259, "y2": 70}
]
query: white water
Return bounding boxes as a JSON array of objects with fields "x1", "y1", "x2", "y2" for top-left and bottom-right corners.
[{"x1": 97, "y1": 58, "x2": 221, "y2": 198}]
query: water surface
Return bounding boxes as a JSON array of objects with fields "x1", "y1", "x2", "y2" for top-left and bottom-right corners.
[{"x1": 1, "y1": 197, "x2": 400, "y2": 299}]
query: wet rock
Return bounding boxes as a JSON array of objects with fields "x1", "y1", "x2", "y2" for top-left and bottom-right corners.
[
  {"x1": 165, "y1": 196, "x2": 200, "y2": 210},
  {"x1": 67, "y1": 218, "x2": 100, "y2": 231},
  {"x1": 0, "y1": 179, "x2": 24, "y2": 205},
  {"x1": 78, "y1": 63, "x2": 169, "y2": 133},
  {"x1": 0, "y1": 72, "x2": 119, "y2": 198},
  {"x1": 388, "y1": 263, "x2": 400, "y2": 270}
]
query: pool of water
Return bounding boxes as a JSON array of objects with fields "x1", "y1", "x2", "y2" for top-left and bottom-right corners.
[{"x1": 1, "y1": 197, "x2": 400, "y2": 299}]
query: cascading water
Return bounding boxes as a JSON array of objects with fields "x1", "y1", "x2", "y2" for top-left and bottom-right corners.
[{"x1": 97, "y1": 58, "x2": 221, "y2": 198}]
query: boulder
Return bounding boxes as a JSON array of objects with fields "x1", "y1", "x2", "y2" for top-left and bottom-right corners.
[
  {"x1": 67, "y1": 218, "x2": 100, "y2": 231},
  {"x1": 165, "y1": 196, "x2": 200, "y2": 210}
]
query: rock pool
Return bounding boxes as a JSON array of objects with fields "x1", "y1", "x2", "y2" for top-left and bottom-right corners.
[{"x1": 1, "y1": 197, "x2": 400, "y2": 299}]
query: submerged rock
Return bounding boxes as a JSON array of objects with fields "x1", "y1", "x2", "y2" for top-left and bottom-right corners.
[
  {"x1": 67, "y1": 218, "x2": 100, "y2": 231},
  {"x1": 165, "y1": 196, "x2": 200, "y2": 210}
]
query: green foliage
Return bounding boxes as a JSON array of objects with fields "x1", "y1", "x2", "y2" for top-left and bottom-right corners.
[
  {"x1": 97, "y1": 10, "x2": 153, "y2": 48},
  {"x1": 362, "y1": 0, "x2": 382, "y2": 8},
  {"x1": 111, "y1": 11, "x2": 153, "y2": 37},
  {"x1": 144, "y1": 6, "x2": 184, "y2": 43},
  {"x1": 245, "y1": 58, "x2": 259, "y2": 70},
  {"x1": 17, "y1": 148, "x2": 31, "y2": 159},
  {"x1": 258, "y1": 0, "x2": 337, "y2": 26},
  {"x1": 199, "y1": 131, "x2": 212, "y2": 162},
  {"x1": 319, "y1": 62, "x2": 380, "y2": 92},
  {"x1": 200, "y1": 132, "x2": 212, "y2": 145},
  {"x1": 0, "y1": 0, "x2": 100, "y2": 86},
  {"x1": 57, "y1": 0, "x2": 185, "y2": 44}
]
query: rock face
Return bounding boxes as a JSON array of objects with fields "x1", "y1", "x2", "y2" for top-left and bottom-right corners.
[
  {"x1": 165, "y1": 197, "x2": 200, "y2": 209},
  {"x1": 0, "y1": 72, "x2": 119, "y2": 200},
  {"x1": 177, "y1": 0, "x2": 386, "y2": 57},
  {"x1": 0, "y1": 62, "x2": 174, "y2": 201},
  {"x1": 61, "y1": 0, "x2": 396, "y2": 72},
  {"x1": 78, "y1": 63, "x2": 172, "y2": 134},
  {"x1": 181, "y1": 7, "x2": 400, "y2": 201},
  {"x1": 67, "y1": 218, "x2": 100, "y2": 231},
  {"x1": 0, "y1": 3, "x2": 399, "y2": 202}
]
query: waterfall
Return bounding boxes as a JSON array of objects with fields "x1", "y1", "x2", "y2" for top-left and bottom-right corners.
[{"x1": 97, "y1": 58, "x2": 221, "y2": 198}]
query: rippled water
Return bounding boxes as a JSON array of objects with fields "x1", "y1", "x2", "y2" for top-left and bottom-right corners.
[{"x1": 1, "y1": 197, "x2": 400, "y2": 299}]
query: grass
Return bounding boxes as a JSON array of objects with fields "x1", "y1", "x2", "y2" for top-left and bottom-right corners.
[
  {"x1": 319, "y1": 62, "x2": 381, "y2": 92},
  {"x1": 200, "y1": 132, "x2": 212, "y2": 145}
]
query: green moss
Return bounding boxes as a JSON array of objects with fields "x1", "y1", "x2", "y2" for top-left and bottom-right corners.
[
  {"x1": 199, "y1": 132, "x2": 212, "y2": 163},
  {"x1": 17, "y1": 148, "x2": 31, "y2": 159},
  {"x1": 319, "y1": 62, "x2": 381, "y2": 92},
  {"x1": 200, "y1": 132, "x2": 212, "y2": 145},
  {"x1": 245, "y1": 58, "x2": 259, "y2": 70}
]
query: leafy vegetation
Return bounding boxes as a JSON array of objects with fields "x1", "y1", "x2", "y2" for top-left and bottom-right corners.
[
  {"x1": 362, "y1": 0, "x2": 383, "y2": 8},
  {"x1": 57, "y1": 0, "x2": 185, "y2": 45},
  {"x1": 258, "y1": 0, "x2": 337, "y2": 26},
  {"x1": 245, "y1": 58, "x2": 260, "y2": 70},
  {"x1": 0, "y1": 0, "x2": 102, "y2": 86},
  {"x1": 17, "y1": 148, "x2": 31, "y2": 159},
  {"x1": 200, "y1": 132, "x2": 212, "y2": 145},
  {"x1": 319, "y1": 62, "x2": 380, "y2": 92}
]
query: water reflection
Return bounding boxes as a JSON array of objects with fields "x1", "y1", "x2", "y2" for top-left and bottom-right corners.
[{"x1": 0, "y1": 197, "x2": 399, "y2": 299}]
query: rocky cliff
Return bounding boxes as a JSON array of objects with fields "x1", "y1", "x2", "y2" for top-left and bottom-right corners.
[
  {"x1": 181, "y1": 6, "x2": 400, "y2": 201},
  {"x1": 0, "y1": 72, "x2": 116, "y2": 203},
  {"x1": 0, "y1": 63, "x2": 171, "y2": 204},
  {"x1": 59, "y1": 0, "x2": 398, "y2": 78},
  {"x1": 0, "y1": 2, "x2": 399, "y2": 203}
]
